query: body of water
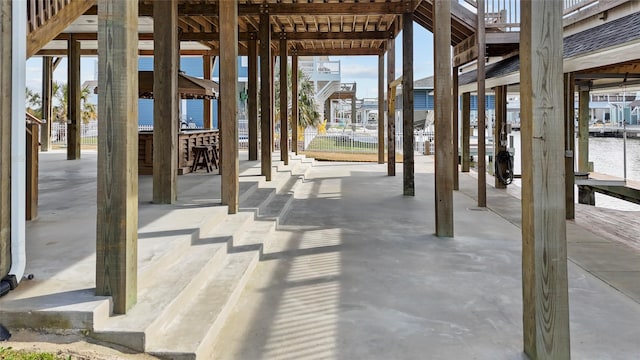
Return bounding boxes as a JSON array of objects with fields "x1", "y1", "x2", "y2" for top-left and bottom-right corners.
[{"x1": 506, "y1": 132, "x2": 640, "y2": 211}]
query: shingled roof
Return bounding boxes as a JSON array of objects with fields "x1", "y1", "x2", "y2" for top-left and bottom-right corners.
[{"x1": 460, "y1": 11, "x2": 640, "y2": 86}]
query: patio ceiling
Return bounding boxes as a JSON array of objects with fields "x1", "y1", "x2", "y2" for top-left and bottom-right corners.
[{"x1": 38, "y1": 0, "x2": 478, "y2": 56}]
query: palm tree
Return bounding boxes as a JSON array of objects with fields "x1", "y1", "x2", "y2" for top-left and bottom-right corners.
[
  {"x1": 25, "y1": 87, "x2": 43, "y2": 119},
  {"x1": 52, "y1": 81, "x2": 97, "y2": 124},
  {"x1": 274, "y1": 65, "x2": 320, "y2": 129}
]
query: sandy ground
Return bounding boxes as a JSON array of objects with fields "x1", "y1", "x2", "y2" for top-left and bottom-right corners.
[{"x1": 2, "y1": 330, "x2": 159, "y2": 360}]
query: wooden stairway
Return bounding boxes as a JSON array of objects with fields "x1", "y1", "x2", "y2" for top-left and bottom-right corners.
[{"x1": 26, "y1": 0, "x2": 95, "y2": 58}]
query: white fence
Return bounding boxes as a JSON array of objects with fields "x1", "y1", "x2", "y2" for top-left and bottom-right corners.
[{"x1": 301, "y1": 127, "x2": 435, "y2": 155}]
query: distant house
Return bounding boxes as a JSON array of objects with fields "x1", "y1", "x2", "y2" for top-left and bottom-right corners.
[{"x1": 137, "y1": 56, "x2": 249, "y2": 129}]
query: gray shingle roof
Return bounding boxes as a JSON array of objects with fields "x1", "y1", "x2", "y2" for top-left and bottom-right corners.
[{"x1": 459, "y1": 11, "x2": 640, "y2": 86}]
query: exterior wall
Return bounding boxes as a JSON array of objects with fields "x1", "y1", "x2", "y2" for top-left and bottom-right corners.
[{"x1": 138, "y1": 56, "x2": 249, "y2": 129}]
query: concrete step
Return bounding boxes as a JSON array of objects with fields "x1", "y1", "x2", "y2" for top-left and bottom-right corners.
[
  {"x1": 145, "y1": 218, "x2": 279, "y2": 360},
  {"x1": 91, "y1": 211, "x2": 255, "y2": 350},
  {"x1": 137, "y1": 205, "x2": 229, "y2": 288}
]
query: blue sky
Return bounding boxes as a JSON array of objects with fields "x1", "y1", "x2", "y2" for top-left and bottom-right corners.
[{"x1": 25, "y1": 23, "x2": 435, "y2": 100}]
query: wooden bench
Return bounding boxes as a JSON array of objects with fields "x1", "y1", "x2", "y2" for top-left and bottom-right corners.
[{"x1": 191, "y1": 143, "x2": 219, "y2": 173}]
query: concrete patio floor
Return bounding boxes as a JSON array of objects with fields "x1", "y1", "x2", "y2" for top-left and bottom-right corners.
[
  {"x1": 2, "y1": 150, "x2": 639, "y2": 359},
  {"x1": 213, "y1": 159, "x2": 640, "y2": 359}
]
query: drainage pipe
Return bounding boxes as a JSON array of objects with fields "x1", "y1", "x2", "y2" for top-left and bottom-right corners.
[{"x1": 6, "y1": 0, "x2": 27, "y2": 289}]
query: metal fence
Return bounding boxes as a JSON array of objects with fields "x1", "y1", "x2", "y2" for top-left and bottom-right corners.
[{"x1": 301, "y1": 127, "x2": 435, "y2": 155}]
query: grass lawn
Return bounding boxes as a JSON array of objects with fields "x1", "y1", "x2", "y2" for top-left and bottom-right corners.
[{"x1": 0, "y1": 347, "x2": 67, "y2": 360}]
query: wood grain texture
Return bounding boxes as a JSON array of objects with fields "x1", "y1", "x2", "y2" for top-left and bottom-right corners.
[
  {"x1": 203, "y1": 55, "x2": 212, "y2": 129},
  {"x1": 378, "y1": 53, "x2": 385, "y2": 164},
  {"x1": 67, "y1": 35, "x2": 80, "y2": 160},
  {"x1": 279, "y1": 38, "x2": 288, "y2": 165},
  {"x1": 41, "y1": 56, "x2": 53, "y2": 151},
  {"x1": 578, "y1": 89, "x2": 589, "y2": 172},
  {"x1": 402, "y1": 12, "x2": 414, "y2": 196},
  {"x1": 434, "y1": 0, "x2": 454, "y2": 237},
  {"x1": 153, "y1": 0, "x2": 178, "y2": 204},
  {"x1": 220, "y1": 0, "x2": 239, "y2": 214},
  {"x1": 520, "y1": 0, "x2": 571, "y2": 357},
  {"x1": 248, "y1": 39, "x2": 259, "y2": 160},
  {"x1": 26, "y1": 123, "x2": 39, "y2": 220},
  {"x1": 96, "y1": 0, "x2": 139, "y2": 314},
  {"x1": 461, "y1": 92, "x2": 471, "y2": 172},
  {"x1": 0, "y1": 0, "x2": 12, "y2": 277},
  {"x1": 476, "y1": 0, "x2": 486, "y2": 207},
  {"x1": 565, "y1": 73, "x2": 575, "y2": 219},
  {"x1": 292, "y1": 54, "x2": 298, "y2": 155},
  {"x1": 452, "y1": 67, "x2": 459, "y2": 190},
  {"x1": 494, "y1": 85, "x2": 506, "y2": 189},
  {"x1": 260, "y1": 13, "x2": 272, "y2": 181},
  {"x1": 387, "y1": 39, "x2": 396, "y2": 177},
  {"x1": 27, "y1": 0, "x2": 96, "y2": 58}
]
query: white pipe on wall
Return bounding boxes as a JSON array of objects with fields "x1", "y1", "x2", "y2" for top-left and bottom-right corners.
[{"x1": 9, "y1": 0, "x2": 26, "y2": 284}]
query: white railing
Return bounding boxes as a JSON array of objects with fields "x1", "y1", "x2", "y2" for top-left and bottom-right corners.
[
  {"x1": 52, "y1": 120, "x2": 99, "y2": 145},
  {"x1": 301, "y1": 127, "x2": 435, "y2": 155}
]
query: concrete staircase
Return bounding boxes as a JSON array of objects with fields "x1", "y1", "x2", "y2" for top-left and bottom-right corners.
[{"x1": 91, "y1": 153, "x2": 314, "y2": 359}]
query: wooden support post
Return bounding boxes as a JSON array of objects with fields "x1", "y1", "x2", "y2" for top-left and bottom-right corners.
[
  {"x1": 578, "y1": 88, "x2": 589, "y2": 173},
  {"x1": 387, "y1": 39, "x2": 396, "y2": 176},
  {"x1": 565, "y1": 73, "x2": 575, "y2": 219},
  {"x1": 351, "y1": 94, "x2": 356, "y2": 128},
  {"x1": 67, "y1": 34, "x2": 81, "y2": 160},
  {"x1": 434, "y1": 0, "x2": 454, "y2": 237},
  {"x1": 403, "y1": 11, "x2": 414, "y2": 196},
  {"x1": 494, "y1": 85, "x2": 507, "y2": 189},
  {"x1": 292, "y1": 54, "x2": 299, "y2": 155},
  {"x1": 153, "y1": 0, "x2": 178, "y2": 204},
  {"x1": 220, "y1": 0, "x2": 239, "y2": 214},
  {"x1": 452, "y1": 66, "x2": 459, "y2": 190},
  {"x1": 520, "y1": 0, "x2": 571, "y2": 357},
  {"x1": 41, "y1": 56, "x2": 53, "y2": 152},
  {"x1": 271, "y1": 56, "x2": 276, "y2": 153},
  {"x1": 378, "y1": 53, "x2": 385, "y2": 164},
  {"x1": 279, "y1": 38, "x2": 288, "y2": 165},
  {"x1": 248, "y1": 37, "x2": 259, "y2": 160},
  {"x1": 26, "y1": 122, "x2": 38, "y2": 220},
  {"x1": 477, "y1": 0, "x2": 486, "y2": 207},
  {"x1": 203, "y1": 55, "x2": 213, "y2": 129},
  {"x1": 260, "y1": 13, "x2": 272, "y2": 181},
  {"x1": 96, "y1": 0, "x2": 139, "y2": 314},
  {"x1": 0, "y1": 1, "x2": 12, "y2": 277},
  {"x1": 462, "y1": 92, "x2": 471, "y2": 172}
]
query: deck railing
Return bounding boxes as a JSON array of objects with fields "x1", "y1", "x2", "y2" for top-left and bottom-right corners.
[
  {"x1": 461, "y1": 0, "x2": 615, "y2": 32},
  {"x1": 27, "y1": 0, "x2": 72, "y2": 35}
]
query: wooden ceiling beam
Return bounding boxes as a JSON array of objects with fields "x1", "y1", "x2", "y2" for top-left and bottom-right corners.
[
  {"x1": 293, "y1": 47, "x2": 384, "y2": 56},
  {"x1": 55, "y1": 30, "x2": 394, "y2": 42}
]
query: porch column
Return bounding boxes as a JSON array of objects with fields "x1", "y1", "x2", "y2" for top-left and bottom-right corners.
[
  {"x1": 279, "y1": 37, "x2": 288, "y2": 165},
  {"x1": 461, "y1": 92, "x2": 471, "y2": 172},
  {"x1": 67, "y1": 34, "x2": 81, "y2": 160},
  {"x1": 434, "y1": 0, "x2": 454, "y2": 237},
  {"x1": 520, "y1": 0, "x2": 571, "y2": 357},
  {"x1": 452, "y1": 66, "x2": 459, "y2": 190},
  {"x1": 565, "y1": 73, "x2": 575, "y2": 219},
  {"x1": 260, "y1": 12, "x2": 272, "y2": 180},
  {"x1": 378, "y1": 53, "x2": 385, "y2": 164},
  {"x1": 493, "y1": 85, "x2": 507, "y2": 189},
  {"x1": 220, "y1": 0, "x2": 239, "y2": 214},
  {"x1": 248, "y1": 37, "x2": 259, "y2": 160},
  {"x1": 403, "y1": 11, "x2": 414, "y2": 196},
  {"x1": 351, "y1": 92, "x2": 356, "y2": 128},
  {"x1": 477, "y1": 0, "x2": 487, "y2": 207},
  {"x1": 203, "y1": 55, "x2": 213, "y2": 129},
  {"x1": 578, "y1": 88, "x2": 589, "y2": 172},
  {"x1": 153, "y1": 0, "x2": 178, "y2": 204},
  {"x1": 96, "y1": 0, "x2": 139, "y2": 314},
  {"x1": 291, "y1": 53, "x2": 299, "y2": 155},
  {"x1": 41, "y1": 56, "x2": 53, "y2": 151},
  {"x1": 387, "y1": 38, "x2": 396, "y2": 176}
]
